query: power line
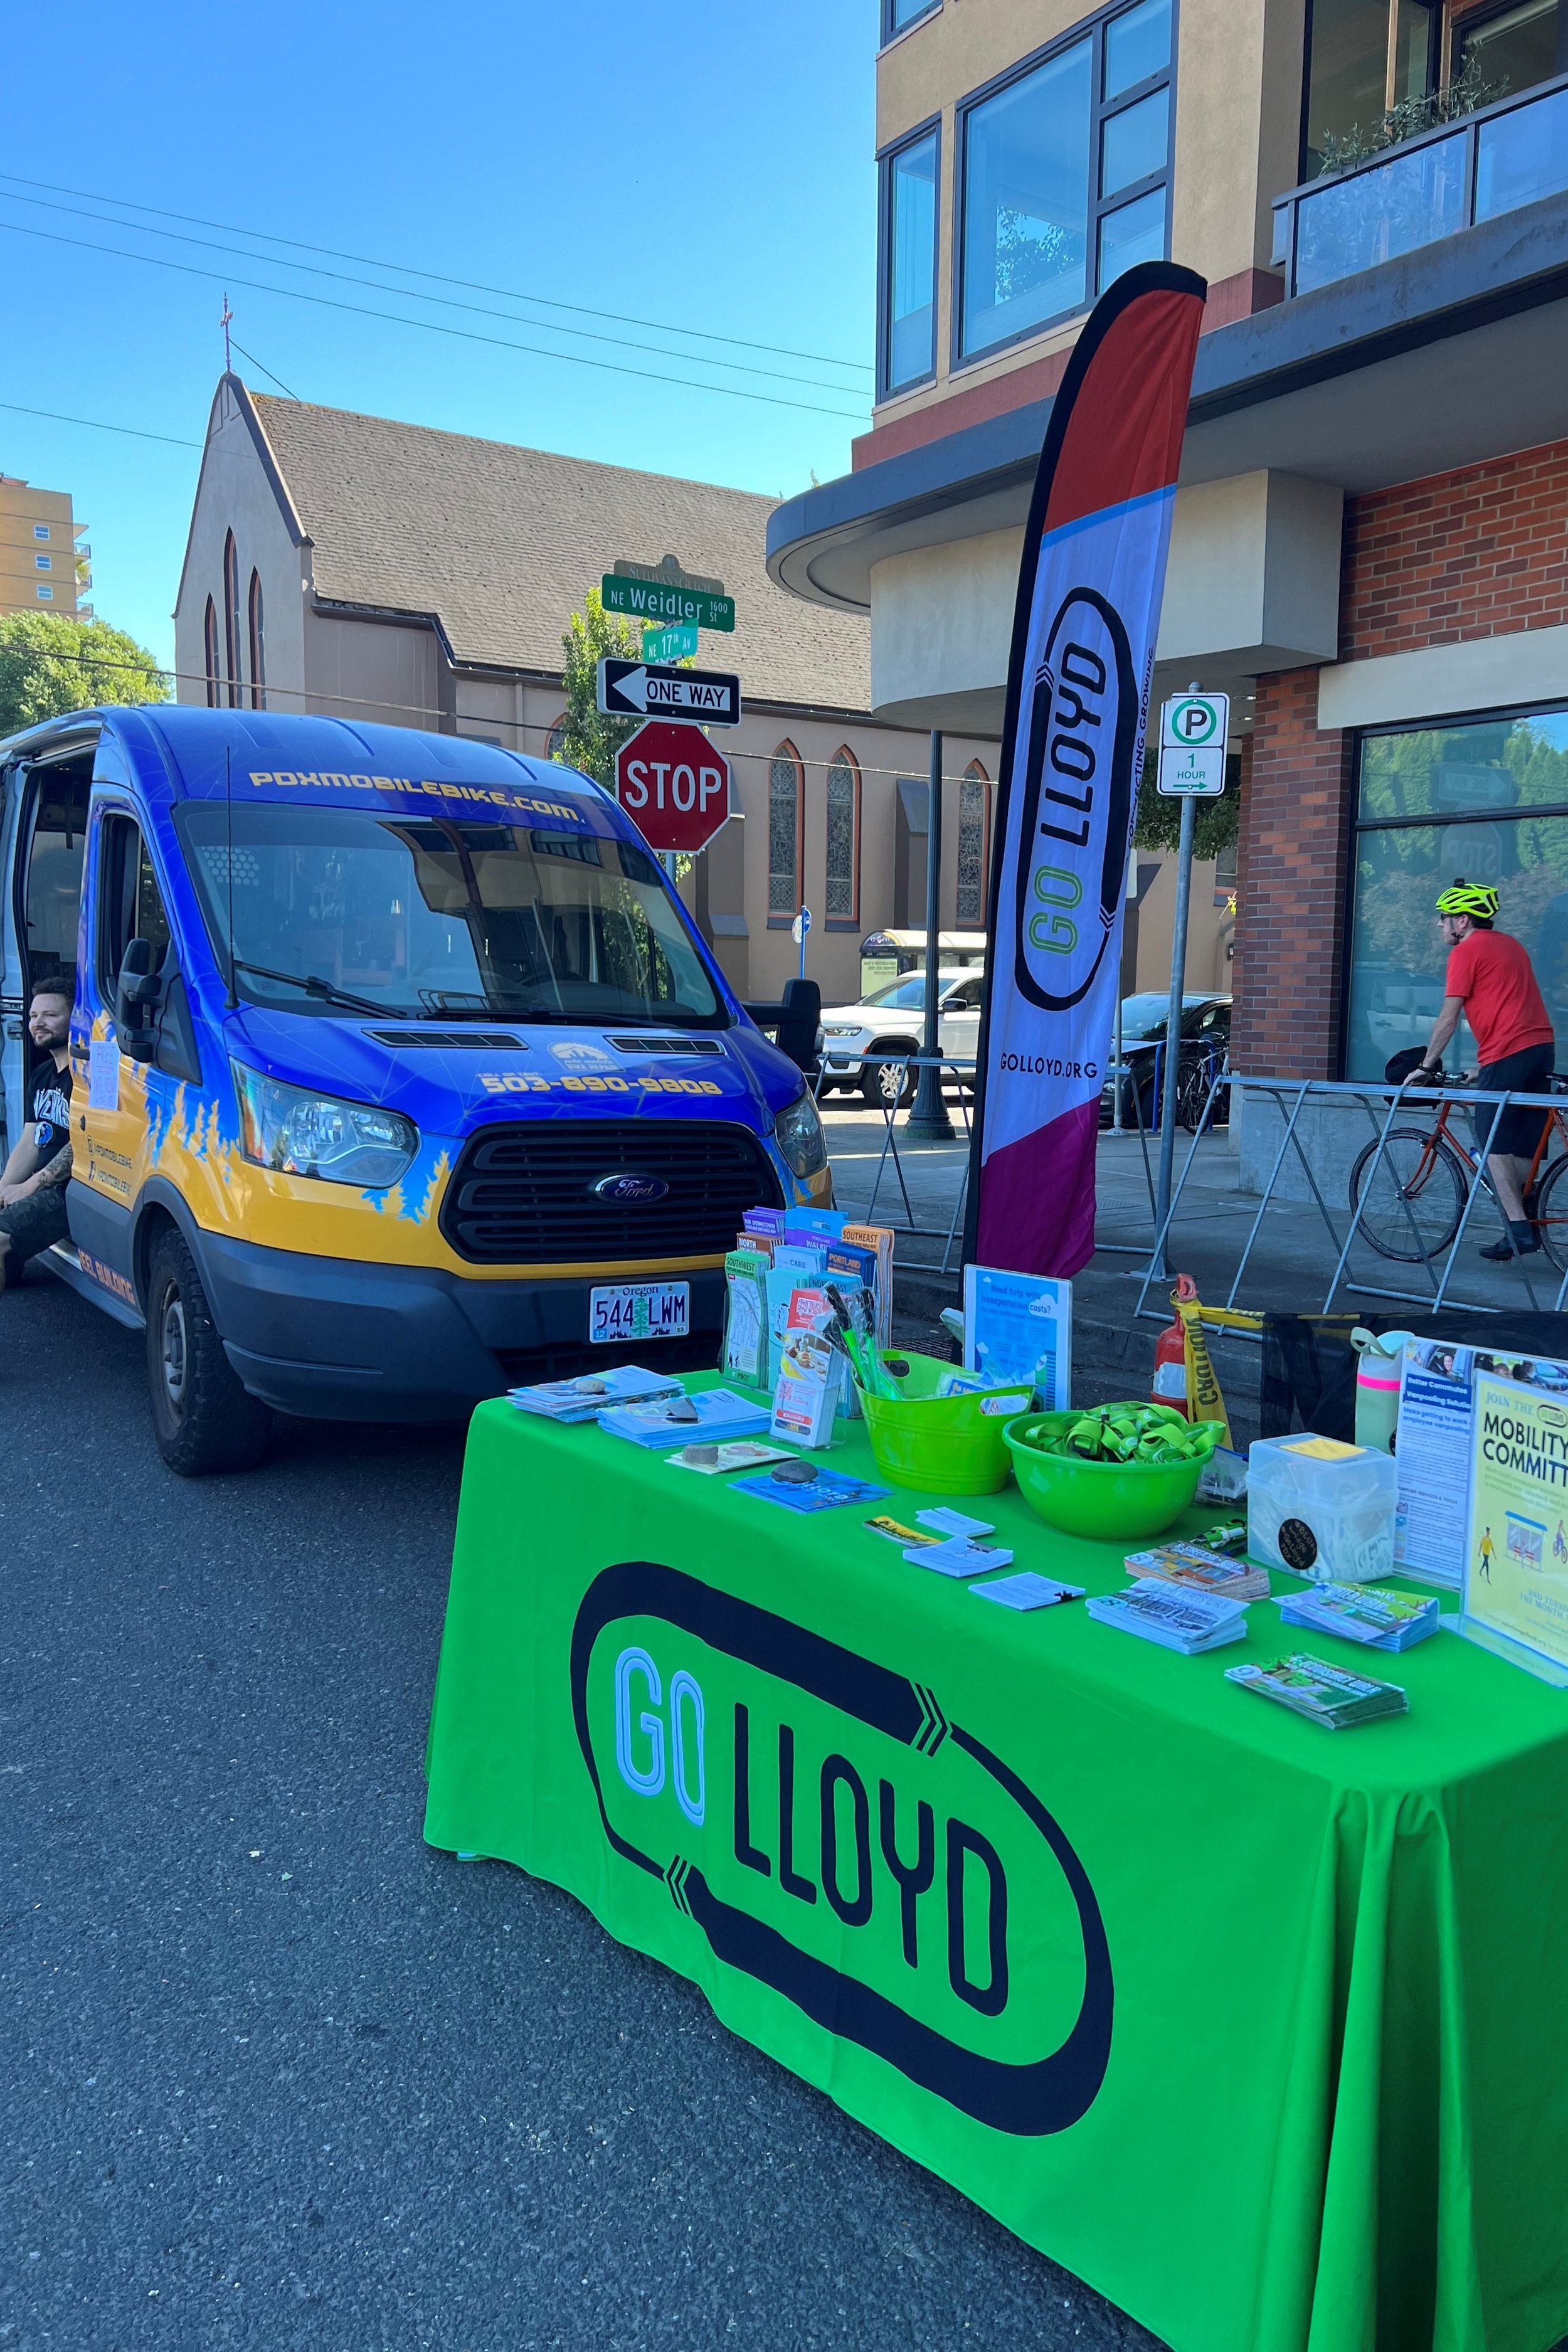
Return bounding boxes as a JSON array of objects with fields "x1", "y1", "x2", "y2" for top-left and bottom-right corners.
[
  {"x1": 228, "y1": 337, "x2": 300, "y2": 401},
  {"x1": 0, "y1": 170, "x2": 874, "y2": 376},
  {"x1": 0, "y1": 398, "x2": 200, "y2": 449},
  {"x1": 11, "y1": 648, "x2": 995, "y2": 777},
  {"x1": 0, "y1": 220, "x2": 870, "y2": 424},
  {"x1": 0, "y1": 188, "x2": 869, "y2": 396}
]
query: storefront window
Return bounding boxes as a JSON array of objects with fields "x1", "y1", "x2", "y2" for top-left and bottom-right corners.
[{"x1": 1345, "y1": 707, "x2": 1568, "y2": 1077}]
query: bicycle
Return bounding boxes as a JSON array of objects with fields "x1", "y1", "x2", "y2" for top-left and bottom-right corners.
[{"x1": 1346, "y1": 1068, "x2": 1568, "y2": 1268}]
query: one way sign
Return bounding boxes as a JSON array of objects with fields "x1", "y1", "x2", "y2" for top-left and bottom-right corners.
[{"x1": 596, "y1": 658, "x2": 741, "y2": 728}]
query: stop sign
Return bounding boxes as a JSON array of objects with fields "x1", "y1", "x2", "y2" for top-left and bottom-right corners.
[{"x1": 614, "y1": 721, "x2": 732, "y2": 854}]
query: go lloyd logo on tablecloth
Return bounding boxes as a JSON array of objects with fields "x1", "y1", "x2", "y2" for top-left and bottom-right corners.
[{"x1": 571, "y1": 1563, "x2": 1113, "y2": 2133}]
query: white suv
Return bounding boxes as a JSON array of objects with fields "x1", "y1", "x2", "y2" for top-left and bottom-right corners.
[{"x1": 818, "y1": 970, "x2": 983, "y2": 1109}]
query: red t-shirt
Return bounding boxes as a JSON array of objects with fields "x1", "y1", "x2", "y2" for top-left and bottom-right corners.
[{"x1": 1444, "y1": 929, "x2": 1554, "y2": 1066}]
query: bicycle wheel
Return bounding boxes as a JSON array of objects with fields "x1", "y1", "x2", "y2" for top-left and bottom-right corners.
[
  {"x1": 1347, "y1": 1128, "x2": 1468, "y2": 1262},
  {"x1": 1532, "y1": 1152, "x2": 1568, "y2": 1274}
]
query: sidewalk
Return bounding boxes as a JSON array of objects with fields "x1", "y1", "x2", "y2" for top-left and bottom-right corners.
[{"x1": 821, "y1": 1089, "x2": 1568, "y2": 1436}]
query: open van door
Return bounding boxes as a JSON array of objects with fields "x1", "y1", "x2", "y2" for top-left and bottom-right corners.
[{"x1": 0, "y1": 731, "x2": 95, "y2": 1163}]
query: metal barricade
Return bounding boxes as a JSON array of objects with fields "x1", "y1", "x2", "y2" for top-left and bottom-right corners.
[
  {"x1": 815, "y1": 1050, "x2": 975, "y2": 1271},
  {"x1": 1130, "y1": 1069, "x2": 1568, "y2": 1320}
]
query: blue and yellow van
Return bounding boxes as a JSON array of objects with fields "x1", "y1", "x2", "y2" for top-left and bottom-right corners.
[{"x1": 0, "y1": 707, "x2": 830, "y2": 1472}]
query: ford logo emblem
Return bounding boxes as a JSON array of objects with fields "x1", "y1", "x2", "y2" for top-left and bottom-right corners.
[{"x1": 593, "y1": 1173, "x2": 669, "y2": 1204}]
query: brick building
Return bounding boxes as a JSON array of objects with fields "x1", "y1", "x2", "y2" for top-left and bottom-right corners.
[{"x1": 766, "y1": 0, "x2": 1568, "y2": 1092}]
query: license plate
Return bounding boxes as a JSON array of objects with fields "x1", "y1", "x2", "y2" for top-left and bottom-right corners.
[{"x1": 590, "y1": 1281, "x2": 690, "y2": 1345}]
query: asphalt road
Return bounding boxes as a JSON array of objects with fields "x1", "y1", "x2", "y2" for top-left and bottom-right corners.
[{"x1": 1, "y1": 1263, "x2": 1167, "y2": 2352}]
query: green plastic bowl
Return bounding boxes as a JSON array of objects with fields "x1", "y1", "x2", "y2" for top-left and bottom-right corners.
[
  {"x1": 1004, "y1": 1406, "x2": 1217, "y2": 1540},
  {"x1": 861, "y1": 1351, "x2": 1034, "y2": 1495}
]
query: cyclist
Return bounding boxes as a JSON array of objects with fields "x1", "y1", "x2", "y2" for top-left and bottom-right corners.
[{"x1": 1412, "y1": 881, "x2": 1555, "y2": 1259}]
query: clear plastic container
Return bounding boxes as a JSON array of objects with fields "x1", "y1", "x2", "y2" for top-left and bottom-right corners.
[{"x1": 1246, "y1": 1433, "x2": 1397, "y2": 1584}]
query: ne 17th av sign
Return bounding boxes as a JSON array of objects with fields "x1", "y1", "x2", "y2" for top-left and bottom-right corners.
[
  {"x1": 614, "y1": 721, "x2": 733, "y2": 856},
  {"x1": 597, "y1": 658, "x2": 741, "y2": 727}
]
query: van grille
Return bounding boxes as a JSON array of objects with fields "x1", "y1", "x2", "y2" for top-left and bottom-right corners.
[
  {"x1": 440, "y1": 1118, "x2": 783, "y2": 1265},
  {"x1": 608, "y1": 1035, "x2": 723, "y2": 1056},
  {"x1": 364, "y1": 1029, "x2": 524, "y2": 1050}
]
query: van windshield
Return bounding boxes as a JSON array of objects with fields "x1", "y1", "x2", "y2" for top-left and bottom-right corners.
[{"x1": 176, "y1": 804, "x2": 724, "y2": 1025}]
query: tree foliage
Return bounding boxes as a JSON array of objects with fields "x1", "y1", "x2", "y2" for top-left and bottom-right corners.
[
  {"x1": 1132, "y1": 753, "x2": 1240, "y2": 862},
  {"x1": 0, "y1": 612, "x2": 169, "y2": 740},
  {"x1": 556, "y1": 588, "x2": 647, "y2": 788}
]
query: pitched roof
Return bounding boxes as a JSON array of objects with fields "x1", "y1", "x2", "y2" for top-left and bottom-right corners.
[{"x1": 247, "y1": 391, "x2": 872, "y2": 713}]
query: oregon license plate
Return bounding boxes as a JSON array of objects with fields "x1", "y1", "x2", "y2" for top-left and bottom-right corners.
[{"x1": 590, "y1": 1281, "x2": 690, "y2": 1345}]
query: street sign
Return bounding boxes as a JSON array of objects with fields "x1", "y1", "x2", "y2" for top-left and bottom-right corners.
[
  {"x1": 614, "y1": 721, "x2": 733, "y2": 855},
  {"x1": 790, "y1": 907, "x2": 812, "y2": 945},
  {"x1": 642, "y1": 622, "x2": 699, "y2": 662},
  {"x1": 602, "y1": 573, "x2": 736, "y2": 633},
  {"x1": 1157, "y1": 692, "x2": 1229, "y2": 795},
  {"x1": 597, "y1": 657, "x2": 741, "y2": 726}
]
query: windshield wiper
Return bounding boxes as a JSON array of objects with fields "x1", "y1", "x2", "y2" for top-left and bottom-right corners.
[{"x1": 231, "y1": 960, "x2": 403, "y2": 1020}]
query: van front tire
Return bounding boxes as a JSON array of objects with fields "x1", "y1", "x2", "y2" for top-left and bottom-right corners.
[{"x1": 146, "y1": 1228, "x2": 270, "y2": 1475}]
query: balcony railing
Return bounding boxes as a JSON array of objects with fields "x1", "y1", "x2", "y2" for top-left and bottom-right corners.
[{"x1": 1271, "y1": 69, "x2": 1568, "y2": 298}]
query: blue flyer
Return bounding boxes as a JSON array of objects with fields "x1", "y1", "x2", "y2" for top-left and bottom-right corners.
[{"x1": 962, "y1": 1264, "x2": 1073, "y2": 1408}]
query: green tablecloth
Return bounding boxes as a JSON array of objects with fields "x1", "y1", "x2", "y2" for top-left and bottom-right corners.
[{"x1": 423, "y1": 1388, "x2": 1568, "y2": 2352}]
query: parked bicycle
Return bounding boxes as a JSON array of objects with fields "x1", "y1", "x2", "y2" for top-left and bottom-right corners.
[{"x1": 1347, "y1": 1062, "x2": 1568, "y2": 1268}]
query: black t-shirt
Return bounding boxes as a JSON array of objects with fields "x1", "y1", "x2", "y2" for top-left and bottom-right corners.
[{"x1": 29, "y1": 1057, "x2": 72, "y2": 1167}]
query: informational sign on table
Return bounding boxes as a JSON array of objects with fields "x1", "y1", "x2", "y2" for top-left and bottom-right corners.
[
  {"x1": 1463, "y1": 1369, "x2": 1568, "y2": 1680},
  {"x1": 1396, "y1": 1339, "x2": 1568, "y2": 1589}
]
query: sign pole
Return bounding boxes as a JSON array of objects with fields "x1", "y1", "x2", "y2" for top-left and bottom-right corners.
[
  {"x1": 908, "y1": 730, "x2": 954, "y2": 1142},
  {"x1": 1149, "y1": 684, "x2": 1229, "y2": 1277},
  {"x1": 1152, "y1": 787, "x2": 1195, "y2": 1279}
]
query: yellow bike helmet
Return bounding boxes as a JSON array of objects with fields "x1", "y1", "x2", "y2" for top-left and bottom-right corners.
[{"x1": 1435, "y1": 880, "x2": 1499, "y2": 920}]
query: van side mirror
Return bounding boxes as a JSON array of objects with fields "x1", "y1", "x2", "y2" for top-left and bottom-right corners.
[{"x1": 115, "y1": 938, "x2": 164, "y2": 1064}]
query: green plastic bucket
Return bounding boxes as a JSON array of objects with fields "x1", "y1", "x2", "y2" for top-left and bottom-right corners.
[
  {"x1": 861, "y1": 1352, "x2": 1034, "y2": 1495},
  {"x1": 1004, "y1": 1407, "x2": 1216, "y2": 1540}
]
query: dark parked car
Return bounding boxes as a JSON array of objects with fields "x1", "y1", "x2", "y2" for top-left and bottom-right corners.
[{"x1": 1099, "y1": 994, "x2": 1231, "y2": 1130}]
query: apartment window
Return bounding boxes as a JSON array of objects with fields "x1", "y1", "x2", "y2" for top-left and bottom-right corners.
[
  {"x1": 36, "y1": 585, "x2": 53, "y2": 601},
  {"x1": 34, "y1": 553, "x2": 51, "y2": 571},
  {"x1": 203, "y1": 597, "x2": 221, "y2": 708},
  {"x1": 247, "y1": 569, "x2": 266, "y2": 711},
  {"x1": 1345, "y1": 704, "x2": 1568, "y2": 1077},
  {"x1": 958, "y1": 0, "x2": 1172, "y2": 362},
  {"x1": 768, "y1": 742, "x2": 803, "y2": 916},
  {"x1": 222, "y1": 531, "x2": 243, "y2": 708},
  {"x1": 956, "y1": 761, "x2": 991, "y2": 922},
  {"x1": 33, "y1": 524, "x2": 50, "y2": 541},
  {"x1": 825, "y1": 748, "x2": 861, "y2": 920},
  {"x1": 1303, "y1": 0, "x2": 1440, "y2": 174},
  {"x1": 884, "y1": 0, "x2": 940, "y2": 34},
  {"x1": 1458, "y1": 0, "x2": 1564, "y2": 88},
  {"x1": 882, "y1": 128, "x2": 940, "y2": 394}
]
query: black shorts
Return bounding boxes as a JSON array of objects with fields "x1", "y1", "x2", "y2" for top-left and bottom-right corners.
[{"x1": 1472, "y1": 1042, "x2": 1556, "y2": 1158}]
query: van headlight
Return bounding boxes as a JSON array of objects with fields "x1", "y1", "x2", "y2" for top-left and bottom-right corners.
[
  {"x1": 773, "y1": 1086, "x2": 827, "y2": 1180},
  {"x1": 233, "y1": 1063, "x2": 419, "y2": 1189}
]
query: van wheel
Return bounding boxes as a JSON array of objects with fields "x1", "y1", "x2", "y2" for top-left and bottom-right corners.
[{"x1": 145, "y1": 1229, "x2": 270, "y2": 1476}]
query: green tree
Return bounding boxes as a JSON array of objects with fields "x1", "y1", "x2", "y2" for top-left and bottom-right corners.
[
  {"x1": 557, "y1": 588, "x2": 647, "y2": 787},
  {"x1": 1132, "y1": 752, "x2": 1239, "y2": 862},
  {"x1": 0, "y1": 612, "x2": 168, "y2": 739}
]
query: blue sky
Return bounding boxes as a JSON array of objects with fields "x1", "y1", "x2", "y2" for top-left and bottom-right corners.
[{"x1": 1, "y1": 2, "x2": 876, "y2": 674}]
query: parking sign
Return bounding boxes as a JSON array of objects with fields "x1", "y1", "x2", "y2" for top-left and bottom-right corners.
[{"x1": 1158, "y1": 693, "x2": 1229, "y2": 796}]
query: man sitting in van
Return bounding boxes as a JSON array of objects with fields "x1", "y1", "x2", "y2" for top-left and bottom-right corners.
[{"x1": 0, "y1": 977, "x2": 74, "y2": 1286}]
